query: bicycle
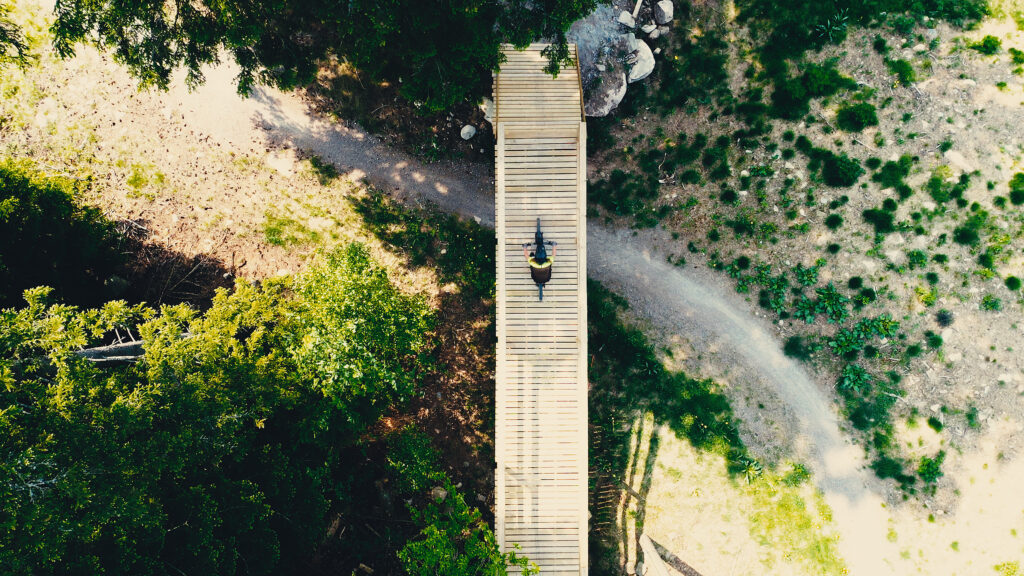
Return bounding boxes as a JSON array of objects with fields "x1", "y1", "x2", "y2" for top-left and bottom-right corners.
[{"x1": 522, "y1": 218, "x2": 557, "y2": 301}]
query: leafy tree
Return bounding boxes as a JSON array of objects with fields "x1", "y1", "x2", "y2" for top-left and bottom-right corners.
[
  {"x1": 399, "y1": 478, "x2": 535, "y2": 576},
  {"x1": 50, "y1": 0, "x2": 594, "y2": 113},
  {"x1": 292, "y1": 244, "x2": 434, "y2": 431},
  {"x1": 0, "y1": 2, "x2": 28, "y2": 67},
  {"x1": 0, "y1": 243, "x2": 437, "y2": 575}
]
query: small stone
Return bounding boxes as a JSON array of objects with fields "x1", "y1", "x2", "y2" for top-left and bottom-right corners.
[
  {"x1": 358, "y1": 563, "x2": 374, "y2": 575},
  {"x1": 648, "y1": 29, "x2": 660, "y2": 39},
  {"x1": 925, "y1": 29, "x2": 939, "y2": 41},
  {"x1": 477, "y1": 494, "x2": 487, "y2": 503},
  {"x1": 654, "y1": 0, "x2": 674, "y2": 24},
  {"x1": 740, "y1": 169, "x2": 750, "y2": 177},
  {"x1": 641, "y1": 23, "x2": 657, "y2": 34},
  {"x1": 596, "y1": 63, "x2": 606, "y2": 71},
  {"x1": 930, "y1": 404, "x2": 941, "y2": 413},
  {"x1": 653, "y1": 47, "x2": 661, "y2": 55},
  {"x1": 460, "y1": 124, "x2": 477, "y2": 140},
  {"x1": 430, "y1": 486, "x2": 448, "y2": 501},
  {"x1": 617, "y1": 10, "x2": 636, "y2": 28},
  {"x1": 912, "y1": 43, "x2": 926, "y2": 52}
]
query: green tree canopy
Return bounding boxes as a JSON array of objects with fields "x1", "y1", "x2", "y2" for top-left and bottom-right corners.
[
  {"x1": 0, "y1": 243, "x2": 437, "y2": 575},
  {"x1": 50, "y1": 0, "x2": 594, "y2": 113}
]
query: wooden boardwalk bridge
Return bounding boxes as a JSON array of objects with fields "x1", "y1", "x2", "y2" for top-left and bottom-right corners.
[{"x1": 493, "y1": 44, "x2": 588, "y2": 575}]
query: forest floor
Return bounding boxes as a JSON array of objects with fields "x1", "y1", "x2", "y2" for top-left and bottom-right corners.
[{"x1": 4, "y1": 0, "x2": 1024, "y2": 574}]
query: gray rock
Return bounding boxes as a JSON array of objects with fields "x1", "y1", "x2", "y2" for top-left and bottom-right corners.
[
  {"x1": 430, "y1": 486, "x2": 448, "y2": 501},
  {"x1": 617, "y1": 10, "x2": 636, "y2": 28},
  {"x1": 648, "y1": 29, "x2": 660, "y2": 39},
  {"x1": 460, "y1": 124, "x2": 476, "y2": 140},
  {"x1": 627, "y1": 38, "x2": 655, "y2": 83},
  {"x1": 654, "y1": 0, "x2": 674, "y2": 24},
  {"x1": 585, "y1": 69, "x2": 628, "y2": 116},
  {"x1": 925, "y1": 28, "x2": 939, "y2": 41},
  {"x1": 478, "y1": 98, "x2": 494, "y2": 124},
  {"x1": 640, "y1": 22, "x2": 657, "y2": 34}
]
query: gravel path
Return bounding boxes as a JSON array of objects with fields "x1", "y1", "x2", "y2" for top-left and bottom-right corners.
[{"x1": 170, "y1": 64, "x2": 898, "y2": 574}]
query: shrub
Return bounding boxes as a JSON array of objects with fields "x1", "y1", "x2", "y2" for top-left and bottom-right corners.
[
  {"x1": 784, "y1": 335, "x2": 813, "y2": 360},
  {"x1": 886, "y1": 59, "x2": 916, "y2": 85},
  {"x1": 970, "y1": 35, "x2": 1002, "y2": 55},
  {"x1": 848, "y1": 276, "x2": 863, "y2": 289},
  {"x1": 399, "y1": 478, "x2": 533, "y2": 576},
  {"x1": 836, "y1": 102, "x2": 879, "y2": 132},
  {"x1": 825, "y1": 213, "x2": 844, "y2": 230},
  {"x1": 917, "y1": 451, "x2": 946, "y2": 484},
  {"x1": 822, "y1": 152, "x2": 864, "y2": 187},
  {"x1": 838, "y1": 363, "x2": 873, "y2": 394},
  {"x1": 865, "y1": 157, "x2": 882, "y2": 170},
  {"x1": 1006, "y1": 276, "x2": 1022, "y2": 291},
  {"x1": 1009, "y1": 172, "x2": 1024, "y2": 205},
  {"x1": 782, "y1": 462, "x2": 811, "y2": 486},
  {"x1": 936, "y1": 309, "x2": 954, "y2": 327},
  {"x1": 0, "y1": 160, "x2": 122, "y2": 307},
  {"x1": 816, "y1": 282, "x2": 850, "y2": 323},
  {"x1": 862, "y1": 208, "x2": 895, "y2": 234},
  {"x1": 906, "y1": 250, "x2": 928, "y2": 270},
  {"x1": 981, "y1": 294, "x2": 1002, "y2": 311},
  {"x1": 925, "y1": 331, "x2": 943, "y2": 348},
  {"x1": 873, "y1": 35, "x2": 889, "y2": 55},
  {"x1": 794, "y1": 259, "x2": 824, "y2": 286}
]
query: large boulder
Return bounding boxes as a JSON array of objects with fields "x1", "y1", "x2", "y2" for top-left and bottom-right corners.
[
  {"x1": 584, "y1": 69, "x2": 628, "y2": 117},
  {"x1": 654, "y1": 1, "x2": 674, "y2": 25},
  {"x1": 627, "y1": 37, "x2": 655, "y2": 83}
]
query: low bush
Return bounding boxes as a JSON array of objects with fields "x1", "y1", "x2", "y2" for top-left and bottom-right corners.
[
  {"x1": 821, "y1": 152, "x2": 864, "y2": 187},
  {"x1": 784, "y1": 335, "x2": 814, "y2": 360},
  {"x1": 917, "y1": 450, "x2": 946, "y2": 484},
  {"x1": 885, "y1": 59, "x2": 916, "y2": 85},
  {"x1": 862, "y1": 208, "x2": 895, "y2": 234},
  {"x1": 1008, "y1": 172, "x2": 1024, "y2": 205},
  {"x1": 981, "y1": 294, "x2": 1002, "y2": 311},
  {"x1": 825, "y1": 213, "x2": 844, "y2": 230},
  {"x1": 970, "y1": 35, "x2": 1002, "y2": 55},
  {"x1": 1006, "y1": 276, "x2": 1022, "y2": 291},
  {"x1": 770, "y1": 60, "x2": 858, "y2": 120},
  {"x1": 836, "y1": 102, "x2": 879, "y2": 132},
  {"x1": 936, "y1": 309, "x2": 954, "y2": 327}
]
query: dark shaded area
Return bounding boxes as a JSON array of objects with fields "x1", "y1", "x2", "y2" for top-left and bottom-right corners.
[
  {"x1": 0, "y1": 161, "x2": 123, "y2": 308},
  {"x1": 115, "y1": 219, "x2": 235, "y2": 308}
]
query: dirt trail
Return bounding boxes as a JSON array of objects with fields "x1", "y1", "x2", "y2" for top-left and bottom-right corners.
[{"x1": 166, "y1": 64, "x2": 897, "y2": 574}]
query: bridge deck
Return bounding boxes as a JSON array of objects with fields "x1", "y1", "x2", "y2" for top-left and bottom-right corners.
[{"x1": 494, "y1": 44, "x2": 587, "y2": 576}]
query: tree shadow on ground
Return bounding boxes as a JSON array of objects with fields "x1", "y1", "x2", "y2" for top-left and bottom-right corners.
[
  {"x1": 587, "y1": 280, "x2": 748, "y2": 575},
  {"x1": 114, "y1": 218, "x2": 235, "y2": 308}
]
